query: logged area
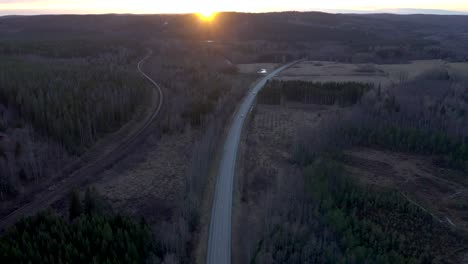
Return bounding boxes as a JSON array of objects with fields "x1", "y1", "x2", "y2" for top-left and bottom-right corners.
[
  {"x1": 85, "y1": 40, "x2": 259, "y2": 262},
  {"x1": 235, "y1": 61, "x2": 468, "y2": 263}
]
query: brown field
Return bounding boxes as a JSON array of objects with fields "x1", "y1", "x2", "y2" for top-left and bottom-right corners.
[
  {"x1": 274, "y1": 59, "x2": 468, "y2": 87},
  {"x1": 94, "y1": 131, "x2": 193, "y2": 222},
  {"x1": 449, "y1": 62, "x2": 468, "y2": 78},
  {"x1": 379, "y1": 60, "x2": 445, "y2": 82},
  {"x1": 277, "y1": 61, "x2": 391, "y2": 86}
]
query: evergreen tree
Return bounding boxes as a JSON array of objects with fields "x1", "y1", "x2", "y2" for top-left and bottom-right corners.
[{"x1": 69, "y1": 190, "x2": 83, "y2": 220}]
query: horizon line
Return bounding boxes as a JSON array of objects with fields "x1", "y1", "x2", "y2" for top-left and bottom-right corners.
[{"x1": 1, "y1": 8, "x2": 468, "y2": 17}]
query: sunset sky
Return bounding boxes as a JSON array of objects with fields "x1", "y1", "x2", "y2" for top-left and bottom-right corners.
[{"x1": 1, "y1": 0, "x2": 468, "y2": 15}]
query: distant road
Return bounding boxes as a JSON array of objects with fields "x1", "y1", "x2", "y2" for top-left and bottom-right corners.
[
  {"x1": 0, "y1": 49, "x2": 163, "y2": 229},
  {"x1": 206, "y1": 61, "x2": 299, "y2": 264}
]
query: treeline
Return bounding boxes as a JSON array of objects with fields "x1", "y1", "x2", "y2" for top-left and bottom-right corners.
[
  {"x1": 139, "y1": 40, "x2": 257, "y2": 263},
  {"x1": 348, "y1": 126, "x2": 468, "y2": 169},
  {"x1": 147, "y1": 41, "x2": 236, "y2": 130},
  {"x1": 0, "y1": 213, "x2": 154, "y2": 264},
  {"x1": 251, "y1": 69, "x2": 467, "y2": 263},
  {"x1": 304, "y1": 158, "x2": 463, "y2": 263},
  {"x1": 252, "y1": 158, "x2": 464, "y2": 263},
  {"x1": 182, "y1": 74, "x2": 230, "y2": 127},
  {"x1": 0, "y1": 188, "x2": 160, "y2": 264},
  {"x1": 0, "y1": 36, "x2": 144, "y2": 60},
  {"x1": 294, "y1": 75, "x2": 468, "y2": 171},
  {"x1": 258, "y1": 80, "x2": 372, "y2": 106},
  {"x1": 0, "y1": 115, "x2": 72, "y2": 200},
  {"x1": 0, "y1": 56, "x2": 150, "y2": 154},
  {"x1": 0, "y1": 43, "x2": 148, "y2": 201}
]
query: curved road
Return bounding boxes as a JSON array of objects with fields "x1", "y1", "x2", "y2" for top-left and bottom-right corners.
[
  {"x1": 207, "y1": 61, "x2": 299, "y2": 264},
  {"x1": 0, "y1": 49, "x2": 163, "y2": 229}
]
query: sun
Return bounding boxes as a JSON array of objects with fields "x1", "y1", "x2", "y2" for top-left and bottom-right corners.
[{"x1": 197, "y1": 10, "x2": 217, "y2": 22}]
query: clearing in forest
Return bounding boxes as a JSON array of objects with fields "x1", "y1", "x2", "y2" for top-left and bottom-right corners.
[{"x1": 273, "y1": 59, "x2": 468, "y2": 87}]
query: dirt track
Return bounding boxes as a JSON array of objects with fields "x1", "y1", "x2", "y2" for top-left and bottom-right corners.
[{"x1": 0, "y1": 49, "x2": 163, "y2": 230}]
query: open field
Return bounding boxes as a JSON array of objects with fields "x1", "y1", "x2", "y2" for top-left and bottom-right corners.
[
  {"x1": 276, "y1": 61, "x2": 391, "y2": 86},
  {"x1": 449, "y1": 62, "x2": 468, "y2": 78},
  {"x1": 273, "y1": 60, "x2": 468, "y2": 86},
  {"x1": 380, "y1": 60, "x2": 445, "y2": 81}
]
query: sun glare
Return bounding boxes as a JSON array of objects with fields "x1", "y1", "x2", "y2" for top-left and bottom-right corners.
[{"x1": 197, "y1": 11, "x2": 217, "y2": 22}]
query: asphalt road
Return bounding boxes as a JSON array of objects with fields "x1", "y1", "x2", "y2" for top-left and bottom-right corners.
[
  {"x1": 206, "y1": 61, "x2": 299, "y2": 264},
  {"x1": 0, "y1": 49, "x2": 163, "y2": 229}
]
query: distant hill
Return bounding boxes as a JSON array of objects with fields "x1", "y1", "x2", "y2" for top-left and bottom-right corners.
[
  {"x1": 2, "y1": 8, "x2": 468, "y2": 17},
  {"x1": 317, "y1": 8, "x2": 468, "y2": 15},
  {"x1": 377, "y1": 8, "x2": 468, "y2": 15},
  {"x1": 0, "y1": 12, "x2": 467, "y2": 60}
]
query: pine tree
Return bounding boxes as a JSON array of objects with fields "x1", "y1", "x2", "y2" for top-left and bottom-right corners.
[
  {"x1": 84, "y1": 188, "x2": 98, "y2": 215},
  {"x1": 69, "y1": 190, "x2": 83, "y2": 220}
]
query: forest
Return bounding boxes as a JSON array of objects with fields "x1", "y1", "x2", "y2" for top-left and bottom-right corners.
[
  {"x1": 140, "y1": 40, "x2": 258, "y2": 263},
  {"x1": 248, "y1": 68, "x2": 468, "y2": 263},
  {"x1": 0, "y1": 55, "x2": 150, "y2": 154},
  {"x1": 305, "y1": 159, "x2": 463, "y2": 262},
  {"x1": 258, "y1": 80, "x2": 373, "y2": 106},
  {"x1": 0, "y1": 38, "x2": 143, "y2": 60},
  {"x1": 3, "y1": 13, "x2": 468, "y2": 64},
  {"x1": 0, "y1": 190, "x2": 162, "y2": 264},
  {"x1": 0, "y1": 41, "x2": 152, "y2": 201},
  {"x1": 252, "y1": 158, "x2": 465, "y2": 263},
  {"x1": 1, "y1": 12, "x2": 468, "y2": 264},
  {"x1": 0, "y1": 32, "x2": 257, "y2": 263},
  {"x1": 293, "y1": 71, "x2": 468, "y2": 171}
]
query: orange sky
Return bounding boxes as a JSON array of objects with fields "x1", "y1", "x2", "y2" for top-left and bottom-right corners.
[{"x1": 1, "y1": 0, "x2": 467, "y2": 14}]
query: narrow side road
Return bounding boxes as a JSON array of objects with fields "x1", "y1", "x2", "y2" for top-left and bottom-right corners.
[
  {"x1": 206, "y1": 61, "x2": 299, "y2": 264},
  {"x1": 0, "y1": 49, "x2": 163, "y2": 229}
]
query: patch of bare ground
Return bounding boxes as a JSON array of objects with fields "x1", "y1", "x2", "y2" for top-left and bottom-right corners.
[
  {"x1": 94, "y1": 130, "x2": 193, "y2": 223},
  {"x1": 276, "y1": 60, "x2": 468, "y2": 87},
  {"x1": 233, "y1": 103, "x2": 335, "y2": 264},
  {"x1": 449, "y1": 62, "x2": 468, "y2": 78},
  {"x1": 85, "y1": 65, "x2": 259, "y2": 263},
  {"x1": 379, "y1": 60, "x2": 446, "y2": 81},
  {"x1": 234, "y1": 101, "x2": 468, "y2": 263},
  {"x1": 344, "y1": 148, "x2": 468, "y2": 232},
  {"x1": 276, "y1": 61, "x2": 391, "y2": 86}
]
